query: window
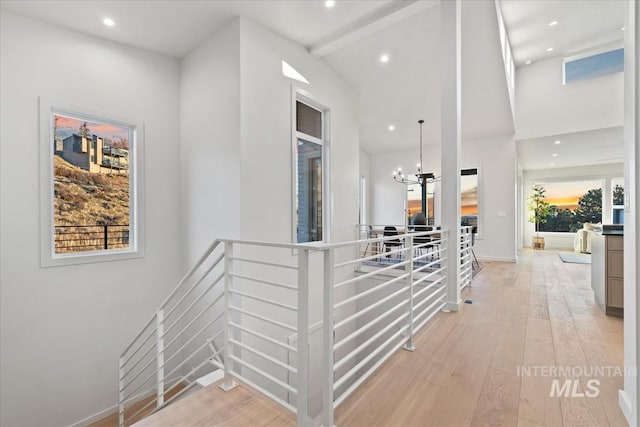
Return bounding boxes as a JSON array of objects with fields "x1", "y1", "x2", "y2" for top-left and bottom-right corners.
[
  {"x1": 294, "y1": 98, "x2": 327, "y2": 243},
  {"x1": 407, "y1": 180, "x2": 435, "y2": 226},
  {"x1": 612, "y1": 177, "x2": 624, "y2": 225},
  {"x1": 563, "y1": 48, "x2": 624, "y2": 84},
  {"x1": 40, "y1": 101, "x2": 144, "y2": 266},
  {"x1": 461, "y1": 168, "x2": 479, "y2": 233},
  {"x1": 533, "y1": 180, "x2": 602, "y2": 232}
]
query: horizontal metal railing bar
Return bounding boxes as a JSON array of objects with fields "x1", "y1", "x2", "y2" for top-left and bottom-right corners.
[
  {"x1": 163, "y1": 275, "x2": 224, "y2": 339},
  {"x1": 414, "y1": 300, "x2": 447, "y2": 333},
  {"x1": 121, "y1": 347, "x2": 158, "y2": 393},
  {"x1": 337, "y1": 248, "x2": 395, "y2": 268},
  {"x1": 121, "y1": 383, "x2": 158, "y2": 407},
  {"x1": 164, "y1": 291, "x2": 224, "y2": 351},
  {"x1": 412, "y1": 246, "x2": 445, "y2": 263},
  {"x1": 334, "y1": 273, "x2": 408, "y2": 310},
  {"x1": 163, "y1": 339, "x2": 217, "y2": 384},
  {"x1": 230, "y1": 370, "x2": 297, "y2": 414},
  {"x1": 122, "y1": 362, "x2": 158, "y2": 400},
  {"x1": 229, "y1": 354, "x2": 297, "y2": 394},
  {"x1": 229, "y1": 305, "x2": 297, "y2": 332},
  {"x1": 334, "y1": 333, "x2": 406, "y2": 409},
  {"x1": 413, "y1": 261, "x2": 447, "y2": 286},
  {"x1": 122, "y1": 326, "x2": 157, "y2": 368},
  {"x1": 120, "y1": 240, "x2": 221, "y2": 358},
  {"x1": 334, "y1": 259, "x2": 409, "y2": 289},
  {"x1": 229, "y1": 289, "x2": 297, "y2": 312},
  {"x1": 414, "y1": 293, "x2": 447, "y2": 326},
  {"x1": 229, "y1": 256, "x2": 297, "y2": 271},
  {"x1": 150, "y1": 380, "x2": 197, "y2": 416},
  {"x1": 163, "y1": 256, "x2": 223, "y2": 321},
  {"x1": 412, "y1": 254, "x2": 444, "y2": 274},
  {"x1": 334, "y1": 326, "x2": 408, "y2": 391},
  {"x1": 229, "y1": 272, "x2": 297, "y2": 291},
  {"x1": 335, "y1": 286, "x2": 409, "y2": 330},
  {"x1": 334, "y1": 297, "x2": 408, "y2": 351},
  {"x1": 413, "y1": 283, "x2": 447, "y2": 313},
  {"x1": 163, "y1": 312, "x2": 224, "y2": 368},
  {"x1": 413, "y1": 276, "x2": 446, "y2": 300},
  {"x1": 229, "y1": 338, "x2": 298, "y2": 374},
  {"x1": 410, "y1": 238, "x2": 444, "y2": 250},
  {"x1": 121, "y1": 316, "x2": 157, "y2": 361},
  {"x1": 125, "y1": 390, "x2": 158, "y2": 423},
  {"x1": 229, "y1": 321, "x2": 297, "y2": 352},
  {"x1": 334, "y1": 312, "x2": 409, "y2": 372}
]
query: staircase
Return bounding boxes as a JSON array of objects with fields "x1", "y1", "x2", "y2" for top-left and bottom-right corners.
[{"x1": 118, "y1": 227, "x2": 471, "y2": 426}]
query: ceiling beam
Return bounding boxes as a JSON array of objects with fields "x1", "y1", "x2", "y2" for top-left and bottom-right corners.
[{"x1": 309, "y1": 0, "x2": 439, "y2": 58}]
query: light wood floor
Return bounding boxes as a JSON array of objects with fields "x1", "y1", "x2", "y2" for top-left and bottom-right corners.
[
  {"x1": 336, "y1": 249, "x2": 626, "y2": 427},
  {"x1": 95, "y1": 249, "x2": 625, "y2": 427}
]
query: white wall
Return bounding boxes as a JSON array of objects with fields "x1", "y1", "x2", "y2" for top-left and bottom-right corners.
[
  {"x1": 368, "y1": 135, "x2": 518, "y2": 262},
  {"x1": 462, "y1": 135, "x2": 518, "y2": 262},
  {"x1": 239, "y1": 18, "x2": 360, "y2": 245},
  {"x1": 516, "y1": 53, "x2": 624, "y2": 140},
  {"x1": 0, "y1": 12, "x2": 182, "y2": 427},
  {"x1": 180, "y1": 20, "x2": 242, "y2": 263},
  {"x1": 621, "y1": 0, "x2": 639, "y2": 423},
  {"x1": 522, "y1": 163, "x2": 624, "y2": 250},
  {"x1": 359, "y1": 149, "x2": 371, "y2": 224},
  {"x1": 369, "y1": 145, "x2": 442, "y2": 227}
]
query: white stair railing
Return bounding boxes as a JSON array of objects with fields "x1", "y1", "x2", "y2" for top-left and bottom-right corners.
[
  {"x1": 118, "y1": 228, "x2": 456, "y2": 427},
  {"x1": 460, "y1": 226, "x2": 473, "y2": 289}
]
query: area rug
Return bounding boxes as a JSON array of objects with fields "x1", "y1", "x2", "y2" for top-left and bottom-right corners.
[{"x1": 558, "y1": 251, "x2": 591, "y2": 264}]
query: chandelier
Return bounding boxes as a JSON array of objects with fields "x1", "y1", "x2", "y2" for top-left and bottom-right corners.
[
  {"x1": 391, "y1": 119, "x2": 439, "y2": 220},
  {"x1": 392, "y1": 119, "x2": 437, "y2": 185}
]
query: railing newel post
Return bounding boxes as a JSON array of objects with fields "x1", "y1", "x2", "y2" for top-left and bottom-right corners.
[
  {"x1": 221, "y1": 242, "x2": 237, "y2": 391},
  {"x1": 118, "y1": 356, "x2": 124, "y2": 427},
  {"x1": 296, "y1": 248, "x2": 310, "y2": 427},
  {"x1": 404, "y1": 234, "x2": 415, "y2": 351},
  {"x1": 322, "y1": 248, "x2": 335, "y2": 427},
  {"x1": 156, "y1": 309, "x2": 165, "y2": 407}
]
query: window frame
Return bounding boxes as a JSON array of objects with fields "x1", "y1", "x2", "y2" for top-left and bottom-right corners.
[
  {"x1": 461, "y1": 167, "x2": 483, "y2": 239},
  {"x1": 39, "y1": 97, "x2": 145, "y2": 267},
  {"x1": 291, "y1": 89, "x2": 331, "y2": 245}
]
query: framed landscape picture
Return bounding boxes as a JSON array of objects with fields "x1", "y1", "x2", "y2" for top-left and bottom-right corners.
[{"x1": 39, "y1": 99, "x2": 144, "y2": 266}]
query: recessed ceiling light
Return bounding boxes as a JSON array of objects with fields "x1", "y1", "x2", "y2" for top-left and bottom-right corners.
[
  {"x1": 622, "y1": 26, "x2": 626, "y2": 31},
  {"x1": 388, "y1": 125, "x2": 395, "y2": 131},
  {"x1": 554, "y1": 140, "x2": 561, "y2": 145},
  {"x1": 549, "y1": 163, "x2": 555, "y2": 167},
  {"x1": 552, "y1": 153, "x2": 558, "y2": 157},
  {"x1": 525, "y1": 60, "x2": 532, "y2": 65},
  {"x1": 379, "y1": 54, "x2": 390, "y2": 63},
  {"x1": 325, "y1": 0, "x2": 335, "y2": 8},
  {"x1": 548, "y1": 21, "x2": 558, "y2": 26},
  {"x1": 103, "y1": 17, "x2": 115, "y2": 27},
  {"x1": 546, "y1": 47, "x2": 554, "y2": 52}
]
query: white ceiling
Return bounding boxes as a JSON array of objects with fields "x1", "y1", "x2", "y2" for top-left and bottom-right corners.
[
  {"x1": 499, "y1": 0, "x2": 626, "y2": 67},
  {"x1": 516, "y1": 127, "x2": 624, "y2": 171},
  {"x1": 0, "y1": 0, "x2": 396, "y2": 58},
  {"x1": 1, "y1": 0, "x2": 625, "y2": 172},
  {"x1": 324, "y1": 0, "x2": 515, "y2": 154}
]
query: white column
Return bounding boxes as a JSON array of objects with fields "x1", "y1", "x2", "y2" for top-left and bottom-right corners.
[
  {"x1": 621, "y1": 0, "x2": 638, "y2": 425},
  {"x1": 440, "y1": 0, "x2": 462, "y2": 311},
  {"x1": 602, "y1": 177, "x2": 612, "y2": 224}
]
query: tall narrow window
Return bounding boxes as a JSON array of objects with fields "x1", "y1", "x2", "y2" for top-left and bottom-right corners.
[
  {"x1": 294, "y1": 99, "x2": 326, "y2": 243},
  {"x1": 461, "y1": 168, "x2": 479, "y2": 233},
  {"x1": 40, "y1": 101, "x2": 144, "y2": 266},
  {"x1": 612, "y1": 177, "x2": 624, "y2": 225}
]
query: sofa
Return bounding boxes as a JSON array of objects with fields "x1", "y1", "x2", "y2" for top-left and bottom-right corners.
[{"x1": 574, "y1": 222, "x2": 602, "y2": 254}]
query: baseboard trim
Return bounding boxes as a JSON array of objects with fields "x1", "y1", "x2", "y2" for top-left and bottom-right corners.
[
  {"x1": 477, "y1": 256, "x2": 517, "y2": 263},
  {"x1": 618, "y1": 389, "x2": 634, "y2": 426}
]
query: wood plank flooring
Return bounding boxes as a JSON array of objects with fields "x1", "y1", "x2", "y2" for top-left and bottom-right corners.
[
  {"x1": 335, "y1": 249, "x2": 625, "y2": 427},
  {"x1": 94, "y1": 249, "x2": 625, "y2": 427}
]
